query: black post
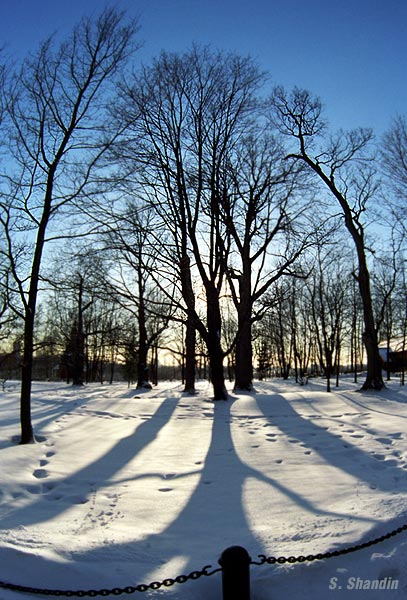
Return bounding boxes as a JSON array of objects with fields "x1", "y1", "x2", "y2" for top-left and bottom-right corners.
[{"x1": 219, "y1": 545, "x2": 251, "y2": 600}]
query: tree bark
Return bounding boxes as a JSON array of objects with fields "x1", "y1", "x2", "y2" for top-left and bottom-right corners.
[
  {"x1": 344, "y1": 216, "x2": 384, "y2": 390},
  {"x1": 180, "y1": 256, "x2": 197, "y2": 393},
  {"x1": 20, "y1": 312, "x2": 35, "y2": 444},
  {"x1": 206, "y1": 285, "x2": 227, "y2": 400},
  {"x1": 234, "y1": 317, "x2": 253, "y2": 391},
  {"x1": 71, "y1": 276, "x2": 85, "y2": 386},
  {"x1": 234, "y1": 257, "x2": 254, "y2": 391},
  {"x1": 19, "y1": 186, "x2": 51, "y2": 443},
  {"x1": 136, "y1": 289, "x2": 150, "y2": 389},
  {"x1": 183, "y1": 314, "x2": 196, "y2": 393}
]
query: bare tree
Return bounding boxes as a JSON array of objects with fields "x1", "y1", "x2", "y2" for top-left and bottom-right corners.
[
  {"x1": 220, "y1": 131, "x2": 309, "y2": 390},
  {"x1": 0, "y1": 8, "x2": 139, "y2": 443},
  {"x1": 45, "y1": 255, "x2": 126, "y2": 386},
  {"x1": 382, "y1": 116, "x2": 407, "y2": 210},
  {"x1": 121, "y1": 47, "x2": 264, "y2": 399},
  {"x1": 104, "y1": 204, "x2": 175, "y2": 389},
  {"x1": 307, "y1": 239, "x2": 349, "y2": 391},
  {"x1": 269, "y1": 87, "x2": 384, "y2": 390}
]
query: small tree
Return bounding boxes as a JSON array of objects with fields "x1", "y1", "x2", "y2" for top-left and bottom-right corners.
[
  {"x1": 307, "y1": 241, "x2": 348, "y2": 391},
  {"x1": 104, "y1": 204, "x2": 175, "y2": 390}
]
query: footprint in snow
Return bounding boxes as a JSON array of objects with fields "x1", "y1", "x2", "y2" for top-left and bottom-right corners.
[
  {"x1": 373, "y1": 453, "x2": 385, "y2": 460},
  {"x1": 375, "y1": 437, "x2": 393, "y2": 445},
  {"x1": 26, "y1": 484, "x2": 43, "y2": 495},
  {"x1": 66, "y1": 495, "x2": 89, "y2": 504},
  {"x1": 33, "y1": 468, "x2": 48, "y2": 479}
]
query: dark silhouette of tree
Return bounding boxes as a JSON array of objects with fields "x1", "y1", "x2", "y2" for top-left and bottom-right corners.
[
  {"x1": 307, "y1": 240, "x2": 348, "y2": 391},
  {"x1": 0, "y1": 8, "x2": 139, "y2": 443},
  {"x1": 381, "y1": 115, "x2": 407, "y2": 246},
  {"x1": 121, "y1": 47, "x2": 265, "y2": 399},
  {"x1": 269, "y1": 86, "x2": 384, "y2": 390},
  {"x1": 104, "y1": 204, "x2": 175, "y2": 390},
  {"x1": 220, "y1": 131, "x2": 309, "y2": 390}
]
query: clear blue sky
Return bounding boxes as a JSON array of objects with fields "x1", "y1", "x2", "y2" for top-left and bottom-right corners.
[{"x1": 1, "y1": 0, "x2": 406, "y2": 135}]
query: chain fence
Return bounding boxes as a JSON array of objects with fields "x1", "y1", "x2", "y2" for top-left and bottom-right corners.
[
  {"x1": 252, "y1": 522, "x2": 407, "y2": 566},
  {"x1": 0, "y1": 565, "x2": 222, "y2": 597},
  {"x1": 0, "y1": 522, "x2": 406, "y2": 597}
]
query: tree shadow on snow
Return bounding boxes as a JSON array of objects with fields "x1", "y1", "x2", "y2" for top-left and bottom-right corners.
[
  {"x1": 255, "y1": 393, "x2": 407, "y2": 497},
  {"x1": 2, "y1": 391, "x2": 406, "y2": 597},
  {"x1": 0, "y1": 398, "x2": 180, "y2": 530}
]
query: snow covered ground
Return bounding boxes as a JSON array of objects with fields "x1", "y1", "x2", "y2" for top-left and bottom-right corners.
[{"x1": 0, "y1": 376, "x2": 406, "y2": 599}]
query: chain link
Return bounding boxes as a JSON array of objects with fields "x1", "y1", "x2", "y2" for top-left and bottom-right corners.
[
  {"x1": 0, "y1": 565, "x2": 221, "y2": 597},
  {"x1": 252, "y1": 523, "x2": 407, "y2": 566},
  {"x1": 1, "y1": 523, "x2": 406, "y2": 596}
]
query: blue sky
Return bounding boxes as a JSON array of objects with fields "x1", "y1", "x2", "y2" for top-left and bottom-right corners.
[{"x1": 1, "y1": 0, "x2": 406, "y2": 135}]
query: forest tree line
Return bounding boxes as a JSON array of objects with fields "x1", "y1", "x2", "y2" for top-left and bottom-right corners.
[{"x1": 0, "y1": 8, "x2": 406, "y2": 442}]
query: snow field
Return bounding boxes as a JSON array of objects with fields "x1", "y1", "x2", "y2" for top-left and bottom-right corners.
[{"x1": 0, "y1": 377, "x2": 406, "y2": 599}]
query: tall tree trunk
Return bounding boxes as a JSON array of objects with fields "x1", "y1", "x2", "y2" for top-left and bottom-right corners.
[
  {"x1": 19, "y1": 195, "x2": 51, "y2": 443},
  {"x1": 303, "y1": 156, "x2": 384, "y2": 390},
  {"x1": 354, "y1": 243, "x2": 384, "y2": 390},
  {"x1": 20, "y1": 311, "x2": 35, "y2": 444},
  {"x1": 234, "y1": 267, "x2": 254, "y2": 391},
  {"x1": 180, "y1": 256, "x2": 196, "y2": 393},
  {"x1": 234, "y1": 315, "x2": 253, "y2": 391},
  {"x1": 136, "y1": 295, "x2": 150, "y2": 388},
  {"x1": 71, "y1": 276, "x2": 85, "y2": 386},
  {"x1": 208, "y1": 338, "x2": 227, "y2": 400},
  {"x1": 206, "y1": 285, "x2": 227, "y2": 400},
  {"x1": 184, "y1": 315, "x2": 196, "y2": 393},
  {"x1": 71, "y1": 324, "x2": 85, "y2": 386}
]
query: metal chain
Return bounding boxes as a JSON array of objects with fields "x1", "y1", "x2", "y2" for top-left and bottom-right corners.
[
  {"x1": 0, "y1": 565, "x2": 222, "y2": 597},
  {"x1": 252, "y1": 523, "x2": 407, "y2": 566},
  {"x1": 1, "y1": 523, "x2": 406, "y2": 596}
]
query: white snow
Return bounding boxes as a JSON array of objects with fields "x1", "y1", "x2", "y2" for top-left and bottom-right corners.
[{"x1": 0, "y1": 376, "x2": 406, "y2": 599}]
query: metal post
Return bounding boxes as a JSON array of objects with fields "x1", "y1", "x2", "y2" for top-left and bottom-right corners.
[{"x1": 219, "y1": 545, "x2": 251, "y2": 600}]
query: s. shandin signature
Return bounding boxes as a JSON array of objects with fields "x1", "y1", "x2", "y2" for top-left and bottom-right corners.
[{"x1": 329, "y1": 576, "x2": 399, "y2": 591}]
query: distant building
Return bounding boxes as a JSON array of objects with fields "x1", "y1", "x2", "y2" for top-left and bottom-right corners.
[{"x1": 379, "y1": 338, "x2": 407, "y2": 372}]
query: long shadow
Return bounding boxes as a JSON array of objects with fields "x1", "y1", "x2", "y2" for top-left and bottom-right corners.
[
  {"x1": 0, "y1": 385, "x2": 95, "y2": 447},
  {"x1": 2, "y1": 391, "x2": 396, "y2": 598},
  {"x1": 71, "y1": 398, "x2": 264, "y2": 563},
  {"x1": 66, "y1": 396, "x2": 378, "y2": 595},
  {"x1": 338, "y1": 389, "x2": 407, "y2": 418},
  {"x1": 0, "y1": 398, "x2": 179, "y2": 530},
  {"x1": 255, "y1": 393, "x2": 407, "y2": 495}
]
